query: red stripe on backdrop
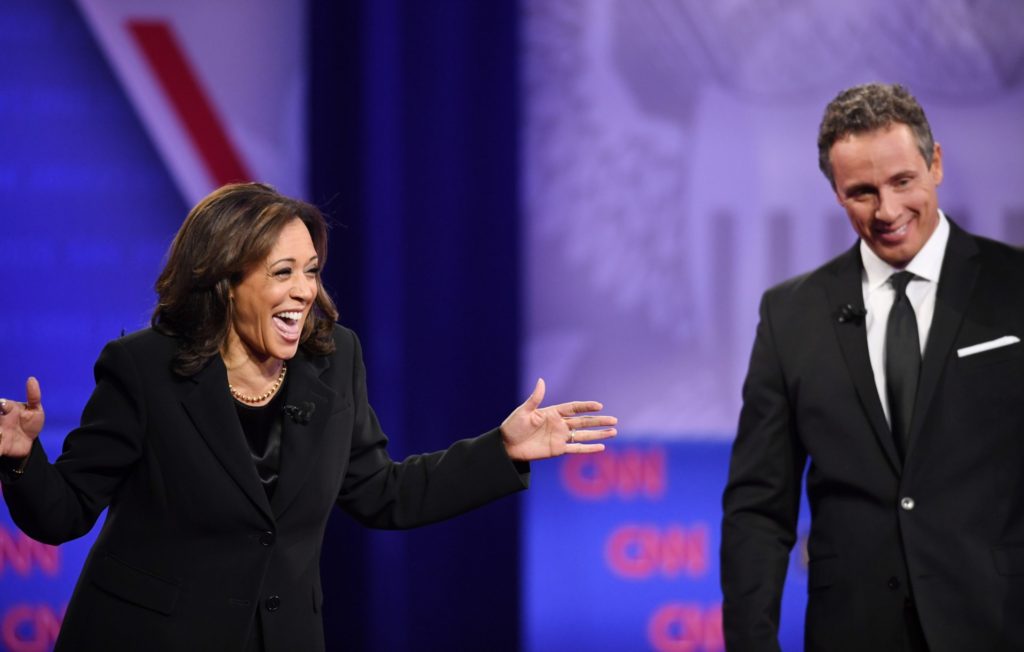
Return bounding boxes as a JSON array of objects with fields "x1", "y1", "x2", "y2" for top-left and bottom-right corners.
[{"x1": 127, "y1": 20, "x2": 252, "y2": 186}]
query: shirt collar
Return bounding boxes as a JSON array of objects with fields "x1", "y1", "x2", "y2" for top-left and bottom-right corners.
[{"x1": 860, "y1": 210, "x2": 949, "y2": 291}]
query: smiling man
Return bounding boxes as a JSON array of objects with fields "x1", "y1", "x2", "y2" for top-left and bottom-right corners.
[{"x1": 721, "y1": 84, "x2": 1024, "y2": 651}]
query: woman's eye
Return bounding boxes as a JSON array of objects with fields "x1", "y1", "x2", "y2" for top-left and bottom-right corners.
[
  {"x1": 305, "y1": 267, "x2": 320, "y2": 276},
  {"x1": 274, "y1": 268, "x2": 292, "y2": 277}
]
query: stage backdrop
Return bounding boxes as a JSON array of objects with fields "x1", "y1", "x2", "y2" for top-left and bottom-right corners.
[{"x1": 521, "y1": 1, "x2": 1024, "y2": 650}]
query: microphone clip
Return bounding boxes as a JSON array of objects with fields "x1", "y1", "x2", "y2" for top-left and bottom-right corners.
[
  {"x1": 836, "y1": 304, "x2": 867, "y2": 324},
  {"x1": 283, "y1": 401, "x2": 316, "y2": 425}
]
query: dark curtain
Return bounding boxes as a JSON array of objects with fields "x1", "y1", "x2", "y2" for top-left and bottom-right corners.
[{"x1": 309, "y1": 1, "x2": 522, "y2": 650}]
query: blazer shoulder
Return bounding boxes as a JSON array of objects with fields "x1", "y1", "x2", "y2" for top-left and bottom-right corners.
[
  {"x1": 972, "y1": 232, "x2": 1024, "y2": 272},
  {"x1": 95, "y1": 327, "x2": 178, "y2": 365},
  {"x1": 762, "y1": 246, "x2": 856, "y2": 303},
  {"x1": 329, "y1": 322, "x2": 358, "y2": 349}
]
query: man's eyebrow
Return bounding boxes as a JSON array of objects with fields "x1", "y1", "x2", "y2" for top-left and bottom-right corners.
[
  {"x1": 842, "y1": 182, "x2": 876, "y2": 196},
  {"x1": 888, "y1": 169, "x2": 917, "y2": 182}
]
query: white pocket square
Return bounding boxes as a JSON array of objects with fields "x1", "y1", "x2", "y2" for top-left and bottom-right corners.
[{"x1": 957, "y1": 335, "x2": 1021, "y2": 358}]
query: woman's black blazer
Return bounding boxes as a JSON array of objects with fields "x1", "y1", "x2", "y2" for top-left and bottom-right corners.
[{"x1": 3, "y1": 326, "x2": 528, "y2": 651}]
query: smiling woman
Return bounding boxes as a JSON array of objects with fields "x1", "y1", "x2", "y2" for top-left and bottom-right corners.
[
  {"x1": 152, "y1": 183, "x2": 339, "y2": 378},
  {"x1": 0, "y1": 182, "x2": 617, "y2": 652},
  {"x1": 222, "y1": 219, "x2": 320, "y2": 402}
]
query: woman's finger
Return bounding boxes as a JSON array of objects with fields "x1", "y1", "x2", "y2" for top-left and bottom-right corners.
[
  {"x1": 25, "y1": 377, "x2": 42, "y2": 410},
  {"x1": 565, "y1": 427, "x2": 617, "y2": 443},
  {"x1": 554, "y1": 400, "x2": 604, "y2": 417},
  {"x1": 565, "y1": 442, "x2": 607, "y2": 454},
  {"x1": 562, "y1": 415, "x2": 618, "y2": 430}
]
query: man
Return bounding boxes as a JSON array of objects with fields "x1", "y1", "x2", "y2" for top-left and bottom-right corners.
[{"x1": 721, "y1": 83, "x2": 1024, "y2": 651}]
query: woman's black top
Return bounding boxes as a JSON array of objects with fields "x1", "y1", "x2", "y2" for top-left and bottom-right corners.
[{"x1": 233, "y1": 379, "x2": 287, "y2": 501}]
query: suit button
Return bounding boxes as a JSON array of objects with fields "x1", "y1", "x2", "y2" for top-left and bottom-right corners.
[
  {"x1": 265, "y1": 595, "x2": 281, "y2": 612},
  {"x1": 887, "y1": 577, "x2": 900, "y2": 590},
  {"x1": 900, "y1": 497, "x2": 915, "y2": 511},
  {"x1": 259, "y1": 531, "x2": 275, "y2": 546}
]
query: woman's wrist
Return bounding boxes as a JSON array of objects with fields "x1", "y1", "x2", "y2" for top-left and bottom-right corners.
[{"x1": 2, "y1": 450, "x2": 30, "y2": 478}]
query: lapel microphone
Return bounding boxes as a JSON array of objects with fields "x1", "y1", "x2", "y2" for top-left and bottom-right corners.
[
  {"x1": 283, "y1": 401, "x2": 316, "y2": 425},
  {"x1": 836, "y1": 304, "x2": 867, "y2": 324}
]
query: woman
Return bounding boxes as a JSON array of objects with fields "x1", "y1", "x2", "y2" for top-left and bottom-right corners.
[{"x1": 0, "y1": 183, "x2": 616, "y2": 651}]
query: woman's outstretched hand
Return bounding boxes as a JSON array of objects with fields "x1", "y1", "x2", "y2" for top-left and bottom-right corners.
[
  {"x1": 0, "y1": 377, "x2": 45, "y2": 461},
  {"x1": 500, "y1": 378, "x2": 617, "y2": 462}
]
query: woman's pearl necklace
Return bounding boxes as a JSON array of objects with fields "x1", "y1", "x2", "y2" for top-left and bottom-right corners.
[{"x1": 229, "y1": 362, "x2": 287, "y2": 404}]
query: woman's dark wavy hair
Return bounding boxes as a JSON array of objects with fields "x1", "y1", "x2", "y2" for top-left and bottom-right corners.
[{"x1": 152, "y1": 182, "x2": 339, "y2": 376}]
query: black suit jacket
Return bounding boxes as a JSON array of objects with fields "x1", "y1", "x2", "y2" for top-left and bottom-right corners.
[
  {"x1": 721, "y1": 222, "x2": 1024, "y2": 651},
  {"x1": 2, "y1": 325, "x2": 528, "y2": 651}
]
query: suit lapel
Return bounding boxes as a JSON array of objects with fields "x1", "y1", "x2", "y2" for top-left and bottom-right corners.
[
  {"x1": 272, "y1": 350, "x2": 336, "y2": 518},
  {"x1": 181, "y1": 357, "x2": 274, "y2": 522},
  {"x1": 906, "y1": 222, "x2": 979, "y2": 456},
  {"x1": 824, "y1": 245, "x2": 902, "y2": 473}
]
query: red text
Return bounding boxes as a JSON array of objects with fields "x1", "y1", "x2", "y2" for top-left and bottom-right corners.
[
  {"x1": 561, "y1": 447, "x2": 666, "y2": 500},
  {"x1": 648, "y1": 602, "x2": 723, "y2": 652},
  {"x1": 605, "y1": 523, "x2": 709, "y2": 579},
  {"x1": 0, "y1": 525, "x2": 60, "y2": 577},
  {"x1": 2, "y1": 604, "x2": 64, "y2": 652}
]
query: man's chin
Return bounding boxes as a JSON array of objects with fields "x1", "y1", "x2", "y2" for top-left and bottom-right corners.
[
  {"x1": 876, "y1": 247, "x2": 915, "y2": 269},
  {"x1": 867, "y1": 231, "x2": 922, "y2": 267}
]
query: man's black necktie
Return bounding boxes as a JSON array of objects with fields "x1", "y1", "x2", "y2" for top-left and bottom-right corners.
[{"x1": 885, "y1": 271, "x2": 920, "y2": 459}]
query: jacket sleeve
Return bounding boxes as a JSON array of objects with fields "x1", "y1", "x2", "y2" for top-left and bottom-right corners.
[
  {"x1": 334, "y1": 329, "x2": 528, "y2": 529},
  {"x1": 2, "y1": 338, "x2": 146, "y2": 544},
  {"x1": 720, "y1": 293, "x2": 806, "y2": 652}
]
